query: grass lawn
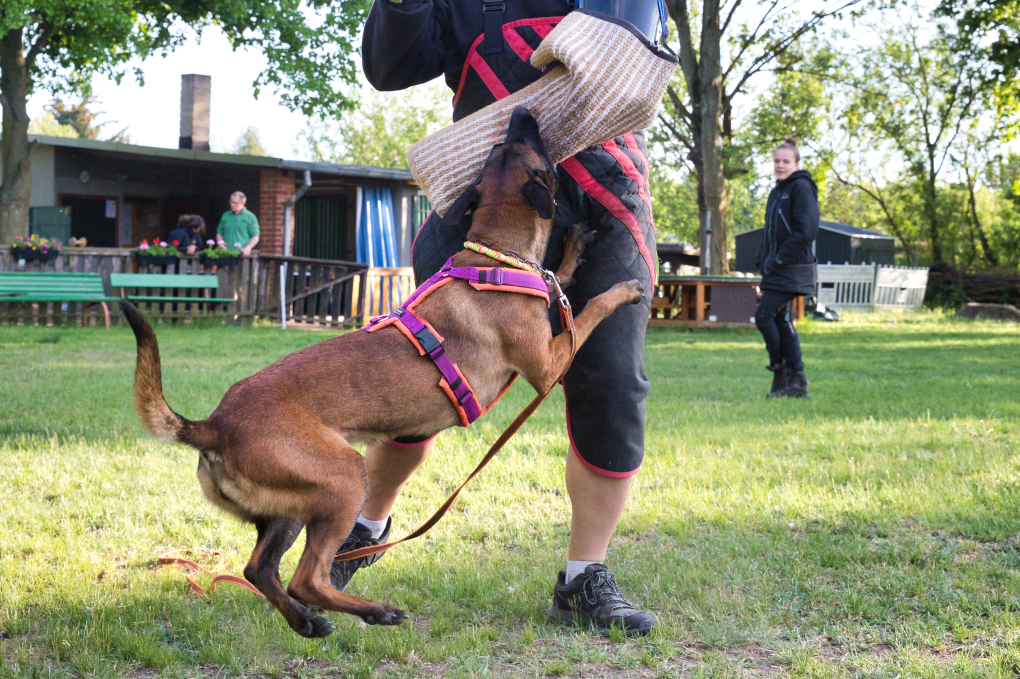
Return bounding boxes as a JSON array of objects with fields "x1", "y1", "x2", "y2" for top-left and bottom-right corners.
[{"x1": 2, "y1": 311, "x2": 1020, "y2": 678}]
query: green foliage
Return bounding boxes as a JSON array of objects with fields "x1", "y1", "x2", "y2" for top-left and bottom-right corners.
[
  {"x1": 2, "y1": 315, "x2": 1020, "y2": 676},
  {"x1": 648, "y1": 166, "x2": 699, "y2": 244},
  {"x1": 939, "y1": 0, "x2": 1020, "y2": 123},
  {"x1": 740, "y1": 43, "x2": 837, "y2": 154},
  {"x1": 43, "y1": 94, "x2": 130, "y2": 142},
  {"x1": 924, "y1": 277, "x2": 970, "y2": 309},
  {"x1": 26, "y1": 112, "x2": 77, "y2": 138},
  {"x1": 297, "y1": 84, "x2": 448, "y2": 169},
  {"x1": 231, "y1": 126, "x2": 268, "y2": 157},
  {"x1": 1, "y1": 0, "x2": 369, "y2": 119}
]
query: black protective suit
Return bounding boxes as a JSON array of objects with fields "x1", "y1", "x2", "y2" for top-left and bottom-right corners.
[{"x1": 363, "y1": 0, "x2": 659, "y2": 476}]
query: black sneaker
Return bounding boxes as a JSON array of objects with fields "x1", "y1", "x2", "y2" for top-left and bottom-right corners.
[
  {"x1": 549, "y1": 564, "x2": 656, "y2": 637},
  {"x1": 330, "y1": 517, "x2": 391, "y2": 592}
]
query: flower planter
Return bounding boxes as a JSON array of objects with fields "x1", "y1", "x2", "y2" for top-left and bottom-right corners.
[
  {"x1": 135, "y1": 253, "x2": 180, "y2": 267},
  {"x1": 199, "y1": 255, "x2": 242, "y2": 268},
  {"x1": 13, "y1": 249, "x2": 60, "y2": 263}
]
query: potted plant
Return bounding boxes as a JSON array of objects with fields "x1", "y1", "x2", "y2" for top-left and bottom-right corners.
[
  {"x1": 11, "y1": 234, "x2": 62, "y2": 263},
  {"x1": 198, "y1": 239, "x2": 243, "y2": 268},
  {"x1": 135, "y1": 239, "x2": 181, "y2": 266}
]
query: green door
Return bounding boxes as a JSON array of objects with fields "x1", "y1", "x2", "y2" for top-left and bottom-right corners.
[{"x1": 295, "y1": 195, "x2": 348, "y2": 260}]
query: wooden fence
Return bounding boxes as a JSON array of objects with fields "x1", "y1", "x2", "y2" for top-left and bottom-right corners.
[
  {"x1": 359, "y1": 267, "x2": 416, "y2": 320},
  {"x1": 0, "y1": 248, "x2": 369, "y2": 328}
]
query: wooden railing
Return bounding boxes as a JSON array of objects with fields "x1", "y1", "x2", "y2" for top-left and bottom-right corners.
[
  {"x1": 359, "y1": 267, "x2": 416, "y2": 321},
  {"x1": 0, "y1": 248, "x2": 369, "y2": 328},
  {"x1": 257, "y1": 254, "x2": 368, "y2": 328}
]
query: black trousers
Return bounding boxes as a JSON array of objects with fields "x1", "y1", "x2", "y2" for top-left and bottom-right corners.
[
  {"x1": 411, "y1": 140, "x2": 655, "y2": 477},
  {"x1": 754, "y1": 290, "x2": 803, "y2": 371}
]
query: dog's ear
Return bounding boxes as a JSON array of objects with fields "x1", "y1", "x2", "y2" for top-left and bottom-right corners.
[
  {"x1": 440, "y1": 185, "x2": 481, "y2": 228},
  {"x1": 522, "y1": 175, "x2": 555, "y2": 220}
]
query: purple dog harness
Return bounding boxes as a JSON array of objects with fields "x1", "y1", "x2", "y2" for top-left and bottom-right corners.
[{"x1": 365, "y1": 245, "x2": 557, "y2": 427}]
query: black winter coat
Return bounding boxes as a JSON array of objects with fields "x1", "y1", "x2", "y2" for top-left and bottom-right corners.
[{"x1": 756, "y1": 169, "x2": 819, "y2": 295}]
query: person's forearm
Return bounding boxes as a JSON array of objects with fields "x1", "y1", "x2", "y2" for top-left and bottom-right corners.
[{"x1": 242, "y1": 235, "x2": 259, "y2": 256}]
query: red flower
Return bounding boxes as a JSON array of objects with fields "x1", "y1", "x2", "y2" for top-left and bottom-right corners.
[{"x1": 172, "y1": 240, "x2": 180, "y2": 246}]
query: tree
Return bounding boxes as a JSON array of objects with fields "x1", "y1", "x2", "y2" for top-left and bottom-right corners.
[
  {"x1": 658, "y1": 0, "x2": 861, "y2": 273},
  {"x1": 0, "y1": 0, "x2": 369, "y2": 245},
  {"x1": 45, "y1": 94, "x2": 130, "y2": 142},
  {"x1": 829, "y1": 15, "x2": 993, "y2": 269},
  {"x1": 232, "y1": 126, "x2": 268, "y2": 156},
  {"x1": 298, "y1": 84, "x2": 448, "y2": 169},
  {"x1": 939, "y1": 0, "x2": 1020, "y2": 108}
]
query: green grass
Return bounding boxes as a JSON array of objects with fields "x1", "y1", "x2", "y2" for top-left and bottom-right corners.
[{"x1": 2, "y1": 311, "x2": 1020, "y2": 678}]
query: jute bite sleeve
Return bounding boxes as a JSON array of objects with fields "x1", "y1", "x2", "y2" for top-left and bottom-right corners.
[{"x1": 407, "y1": 10, "x2": 677, "y2": 216}]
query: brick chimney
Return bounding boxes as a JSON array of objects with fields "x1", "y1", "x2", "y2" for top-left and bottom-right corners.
[{"x1": 179, "y1": 74, "x2": 211, "y2": 151}]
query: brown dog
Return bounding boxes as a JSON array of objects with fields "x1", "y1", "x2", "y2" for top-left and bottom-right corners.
[{"x1": 124, "y1": 109, "x2": 643, "y2": 637}]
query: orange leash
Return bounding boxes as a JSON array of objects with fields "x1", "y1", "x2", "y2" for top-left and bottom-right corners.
[
  {"x1": 335, "y1": 296, "x2": 577, "y2": 562},
  {"x1": 157, "y1": 549, "x2": 266, "y2": 599}
]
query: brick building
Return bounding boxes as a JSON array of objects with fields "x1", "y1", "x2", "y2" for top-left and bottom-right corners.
[
  {"x1": 20, "y1": 134, "x2": 425, "y2": 266},
  {"x1": 14, "y1": 75, "x2": 426, "y2": 265}
]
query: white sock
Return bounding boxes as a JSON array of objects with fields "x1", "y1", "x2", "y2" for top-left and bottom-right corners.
[
  {"x1": 356, "y1": 514, "x2": 389, "y2": 539},
  {"x1": 565, "y1": 560, "x2": 600, "y2": 582}
]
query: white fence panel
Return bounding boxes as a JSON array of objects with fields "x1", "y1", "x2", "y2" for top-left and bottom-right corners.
[
  {"x1": 874, "y1": 266, "x2": 928, "y2": 308},
  {"x1": 817, "y1": 263, "x2": 876, "y2": 309}
]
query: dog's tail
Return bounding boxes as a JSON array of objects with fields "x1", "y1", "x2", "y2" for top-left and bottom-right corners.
[{"x1": 122, "y1": 302, "x2": 218, "y2": 449}]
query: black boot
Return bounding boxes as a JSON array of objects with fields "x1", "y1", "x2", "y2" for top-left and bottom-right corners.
[
  {"x1": 780, "y1": 368, "x2": 809, "y2": 398},
  {"x1": 765, "y1": 364, "x2": 787, "y2": 399}
]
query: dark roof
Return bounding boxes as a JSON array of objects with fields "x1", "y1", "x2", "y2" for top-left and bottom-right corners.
[
  {"x1": 735, "y1": 221, "x2": 894, "y2": 241},
  {"x1": 819, "y1": 220, "x2": 894, "y2": 240},
  {"x1": 29, "y1": 134, "x2": 415, "y2": 182}
]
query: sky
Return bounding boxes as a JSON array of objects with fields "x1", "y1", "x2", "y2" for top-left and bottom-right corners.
[{"x1": 26, "y1": 26, "x2": 341, "y2": 160}]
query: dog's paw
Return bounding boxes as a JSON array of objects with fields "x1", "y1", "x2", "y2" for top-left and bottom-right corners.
[
  {"x1": 291, "y1": 614, "x2": 334, "y2": 638},
  {"x1": 363, "y1": 606, "x2": 409, "y2": 626},
  {"x1": 564, "y1": 224, "x2": 595, "y2": 257},
  {"x1": 610, "y1": 279, "x2": 644, "y2": 306}
]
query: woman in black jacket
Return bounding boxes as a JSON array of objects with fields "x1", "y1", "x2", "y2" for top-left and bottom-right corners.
[{"x1": 755, "y1": 138, "x2": 819, "y2": 398}]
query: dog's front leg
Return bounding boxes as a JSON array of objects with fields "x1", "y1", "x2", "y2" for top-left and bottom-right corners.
[
  {"x1": 553, "y1": 224, "x2": 595, "y2": 287},
  {"x1": 518, "y1": 279, "x2": 644, "y2": 393}
]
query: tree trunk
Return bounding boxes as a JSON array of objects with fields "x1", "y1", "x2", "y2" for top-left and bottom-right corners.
[
  {"x1": 698, "y1": 0, "x2": 728, "y2": 274},
  {"x1": 923, "y1": 147, "x2": 943, "y2": 267},
  {"x1": 964, "y1": 165, "x2": 998, "y2": 268},
  {"x1": 0, "y1": 28, "x2": 32, "y2": 246}
]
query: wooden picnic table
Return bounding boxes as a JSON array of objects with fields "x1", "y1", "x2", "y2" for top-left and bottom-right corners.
[{"x1": 649, "y1": 274, "x2": 804, "y2": 327}]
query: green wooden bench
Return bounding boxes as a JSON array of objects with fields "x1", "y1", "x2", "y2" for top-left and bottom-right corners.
[
  {"x1": 109, "y1": 273, "x2": 235, "y2": 319},
  {"x1": 0, "y1": 272, "x2": 121, "y2": 328}
]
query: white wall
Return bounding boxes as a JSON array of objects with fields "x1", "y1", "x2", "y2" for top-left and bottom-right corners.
[{"x1": 29, "y1": 144, "x2": 56, "y2": 207}]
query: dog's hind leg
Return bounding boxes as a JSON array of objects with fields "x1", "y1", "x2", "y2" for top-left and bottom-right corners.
[
  {"x1": 244, "y1": 516, "x2": 334, "y2": 638},
  {"x1": 282, "y1": 439, "x2": 407, "y2": 625},
  {"x1": 288, "y1": 516, "x2": 408, "y2": 626}
]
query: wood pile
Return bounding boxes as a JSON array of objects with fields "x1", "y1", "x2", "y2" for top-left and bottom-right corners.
[{"x1": 927, "y1": 271, "x2": 1020, "y2": 304}]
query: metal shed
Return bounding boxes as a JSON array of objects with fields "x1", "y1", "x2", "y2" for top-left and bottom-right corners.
[{"x1": 734, "y1": 221, "x2": 896, "y2": 273}]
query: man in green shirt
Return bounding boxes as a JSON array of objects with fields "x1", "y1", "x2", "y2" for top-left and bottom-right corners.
[{"x1": 217, "y1": 191, "x2": 260, "y2": 256}]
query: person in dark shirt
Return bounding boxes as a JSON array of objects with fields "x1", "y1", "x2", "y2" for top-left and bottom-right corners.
[
  {"x1": 168, "y1": 215, "x2": 206, "y2": 255},
  {"x1": 755, "y1": 138, "x2": 819, "y2": 398},
  {"x1": 336, "y1": 0, "x2": 664, "y2": 636}
]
